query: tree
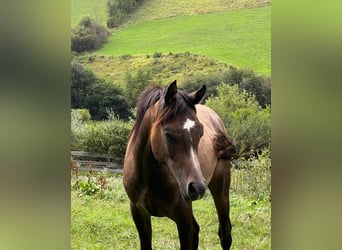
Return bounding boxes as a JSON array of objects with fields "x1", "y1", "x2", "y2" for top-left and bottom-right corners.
[
  {"x1": 71, "y1": 59, "x2": 130, "y2": 120},
  {"x1": 71, "y1": 59, "x2": 96, "y2": 108},
  {"x1": 84, "y1": 82, "x2": 131, "y2": 120}
]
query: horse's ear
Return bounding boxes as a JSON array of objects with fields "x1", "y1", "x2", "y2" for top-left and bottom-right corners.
[
  {"x1": 188, "y1": 85, "x2": 206, "y2": 104},
  {"x1": 164, "y1": 80, "x2": 178, "y2": 105}
]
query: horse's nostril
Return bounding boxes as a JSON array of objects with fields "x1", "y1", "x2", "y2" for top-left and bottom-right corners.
[{"x1": 188, "y1": 182, "x2": 205, "y2": 200}]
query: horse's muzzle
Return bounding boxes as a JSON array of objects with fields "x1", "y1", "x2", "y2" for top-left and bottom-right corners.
[{"x1": 186, "y1": 181, "x2": 206, "y2": 201}]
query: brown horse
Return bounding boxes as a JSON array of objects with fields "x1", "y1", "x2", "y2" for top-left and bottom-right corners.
[{"x1": 123, "y1": 80, "x2": 237, "y2": 250}]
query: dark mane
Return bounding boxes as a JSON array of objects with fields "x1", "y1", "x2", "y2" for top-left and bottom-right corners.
[{"x1": 135, "y1": 85, "x2": 163, "y2": 127}]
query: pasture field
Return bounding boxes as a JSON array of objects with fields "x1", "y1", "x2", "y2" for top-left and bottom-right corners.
[
  {"x1": 72, "y1": 0, "x2": 271, "y2": 76},
  {"x1": 98, "y1": 7, "x2": 271, "y2": 76},
  {"x1": 71, "y1": 0, "x2": 271, "y2": 28},
  {"x1": 71, "y1": 157, "x2": 271, "y2": 249}
]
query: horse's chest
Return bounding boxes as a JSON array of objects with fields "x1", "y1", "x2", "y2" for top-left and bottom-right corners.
[{"x1": 134, "y1": 183, "x2": 180, "y2": 217}]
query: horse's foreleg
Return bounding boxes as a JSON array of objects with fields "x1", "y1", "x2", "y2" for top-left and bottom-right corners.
[
  {"x1": 192, "y1": 215, "x2": 200, "y2": 250},
  {"x1": 208, "y1": 159, "x2": 232, "y2": 250},
  {"x1": 172, "y1": 203, "x2": 198, "y2": 250},
  {"x1": 130, "y1": 203, "x2": 152, "y2": 250}
]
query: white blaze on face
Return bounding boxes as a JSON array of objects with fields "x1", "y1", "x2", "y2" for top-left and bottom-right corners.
[
  {"x1": 183, "y1": 118, "x2": 202, "y2": 173},
  {"x1": 183, "y1": 118, "x2": 195, "y2": 133}
]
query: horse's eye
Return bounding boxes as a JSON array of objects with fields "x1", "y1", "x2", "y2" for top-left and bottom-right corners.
[{"x1": 165, "y1": 132, "x2": 174, "y2": 141}]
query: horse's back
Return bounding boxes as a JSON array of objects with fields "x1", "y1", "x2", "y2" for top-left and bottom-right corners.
[{"x1": 196, "y1": 104, "x2": 232, "y2": 185}]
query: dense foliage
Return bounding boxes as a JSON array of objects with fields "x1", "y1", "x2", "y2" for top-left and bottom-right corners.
[
  {"x1": 222, "y1": 67, "x2": 271, "y2": 108},
  {"x1": 124, "y1": 68, "x2": 152, "y2": 107},
  {"x1": 205, "y1": 84, "x2": 271, "y2": 157},
  {"x1": 106, "y1": 0, "x2": 145, "y2": 28},
  {"x1": 181, "y1": 66, "x2": 271, "y2": 107},
  {"x1": 71, "y1": 16, "x2": 109, "y2": 53},
  {"x1": 71, "y1": 59, "x2": 131, "y2": 120},
  {"x1": 71, "y1": 109, "x2": 133, "y2": 158},
  {"x1": 71, "y1": 59, "x2": 96, "y2": 108}
]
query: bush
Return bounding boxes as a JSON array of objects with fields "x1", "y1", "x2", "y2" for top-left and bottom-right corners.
[
  {"x1": 71, "y1": 16, "x2": 109, "y2": 53},
  {"x1": 205, "y1": 84, "x2": 271, "y2": 157},
  {"x1": 153, "y1": 52, "x2": 162, "y2": 58},
  {"x1": 222, "y1": 67, "x2": 271, "y2": 107},
  {"x1": 71, "y1": 113, "x2": 133, "y2": 158},
  {"x1": 81, "y1": 118, "x2": 133, "y2": 158}
]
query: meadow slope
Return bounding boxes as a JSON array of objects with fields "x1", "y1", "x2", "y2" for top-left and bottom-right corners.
[
  {"x1": 72, "y1": 0, "x2": 271, "y2": 75},
  {"x1": 71, "y1": 0, "x2": 271, "y2": 27},
  {"x1": 98, "y1": 6, "x2": 271, "y2": 75}
]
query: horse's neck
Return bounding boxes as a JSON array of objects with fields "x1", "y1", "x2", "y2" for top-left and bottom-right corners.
[{"x1": 133, "y1": 115, "x2": 159, "y2": 175}]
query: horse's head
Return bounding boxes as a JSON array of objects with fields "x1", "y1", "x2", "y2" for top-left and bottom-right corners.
[{"x1": 151, "y1": 81, "x2": 207, "y2": 201}]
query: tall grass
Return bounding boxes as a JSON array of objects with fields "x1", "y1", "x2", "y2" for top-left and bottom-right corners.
[{"x1": 231, "y1": 148, "x2": 271, "y2": 200}]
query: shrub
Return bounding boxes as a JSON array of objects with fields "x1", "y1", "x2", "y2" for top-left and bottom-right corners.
[
  {"x1": 239, "y1": 75, "x2": 271, "y2": 108},
  {"x1": 153, "y1": 52, "x2": 162, "y2": 58},
  {"x1": 205, "y1": 84, "x2": 271, "y2": 157},
  {"x1": 222, "y1": 67, "x2": 271, "y2": 107},
  {"x1": 80, "y1": 118, "x2": 133, "y2": 158},
  {"x1": 71, "y1": 112, "x2": 133, "y2": 158},
  {"x1": 74, "y1": 109, "x2": 91, "y2": 122},
  {"x1": 71, "y1": 16, "x2": 109, "y2": 53}
]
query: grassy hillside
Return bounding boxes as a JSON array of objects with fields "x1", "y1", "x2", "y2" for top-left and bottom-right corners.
[
  {"x1": 98, "y1": 6, "x2": 270, "y2": 75},
  {"x1": 72, "y1": 1, "x2": 271, "y2": 75},
  {"x1": 71, "y1": 0, "x2": 108, "y2": 28},
  {"x1": 77, "y1": 53, "x2": 233, "y2": 88},
  {"x1": 124, "y1": 0, "x2": 271, "y2": 26},
  {"x1": 71, "y1": 0, "x2": 271, "y2": 28}
]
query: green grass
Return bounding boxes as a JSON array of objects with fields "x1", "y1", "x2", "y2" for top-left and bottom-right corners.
[
  {"x1": 76, "y1": 53, "x2": 233, "y2": 89},
  {"x1": 71, "y1": 0, "x2": 271, "y2": 28},
  {"x1": 106, "y1": 0, "x2": 270, "y2": 27},
  {"x1": 71, "y1": 159, "x2": 271, "y2": 249},
  {"x1": 71, "y1": 0, "x2": 108, "y2": 28},
  {"x1": 97, "y1": 7, "x2": 270, "y2": 75}
]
